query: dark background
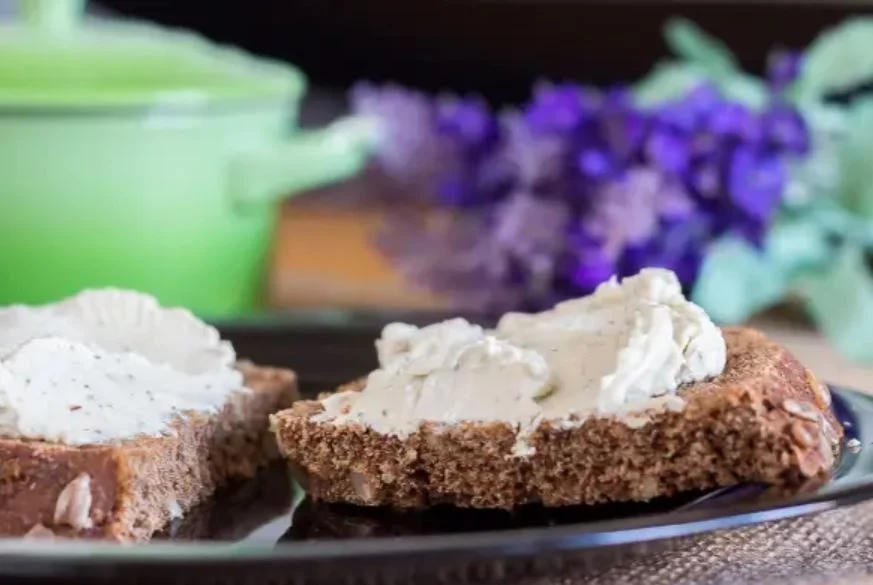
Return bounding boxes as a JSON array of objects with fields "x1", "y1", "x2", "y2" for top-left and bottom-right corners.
[{"x1": 99, "y1": 0, "x2": 867, "y2": 104}]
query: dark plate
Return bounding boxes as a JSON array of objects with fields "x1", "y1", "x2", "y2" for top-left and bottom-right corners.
[{"x1": 0, "y1": 315, "x2": 870, "y2": 585}]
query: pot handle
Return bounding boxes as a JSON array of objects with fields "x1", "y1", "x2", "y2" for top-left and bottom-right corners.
[{"x1": 229, "y1": 116, "x2": 378, "y2": 209}]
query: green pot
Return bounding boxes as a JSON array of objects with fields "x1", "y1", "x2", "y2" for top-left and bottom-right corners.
[{"x1": 0, "y1": 0, "x2": 375, "y2": 317}]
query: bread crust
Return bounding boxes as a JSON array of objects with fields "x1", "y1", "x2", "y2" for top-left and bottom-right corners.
[
  {"x1": 0, "y1": 361, "x2": 297, "y2": 541},
  {"x1": 271, "y1": 327, "x2": 841, "y2": 509}
]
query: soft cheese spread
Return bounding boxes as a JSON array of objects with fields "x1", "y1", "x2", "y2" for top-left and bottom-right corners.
[
  {"x1": 0, "y1": 290, "x2": 245, "y2": 445},
  {"x1": 315, "y1": 268, "x2": 726, "y2": 455}
]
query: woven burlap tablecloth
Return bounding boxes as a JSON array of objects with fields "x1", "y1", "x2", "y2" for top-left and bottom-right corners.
[{"x1": 533, "y1": 502, "x2": 873, "y2": 585}]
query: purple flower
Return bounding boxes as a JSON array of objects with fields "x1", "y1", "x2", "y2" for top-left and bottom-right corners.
[
  {"x1": 434, "y1": 97, "x2": 505, "y2": 207},
  {"x1": 584, "y1": 167, "x2": 694, "y2": 259},
  {"x1": 708, "y1": 102, "x2": 763, "y2": 144},
  {"x1": 350, "y1": 83, "x2": 448, "y2": 188},
  {"x1": 655, "y1": 103, "x2": 698, "y2": 133},
  {"x1": 498, "y1": 113, "x2": 566, "y2": 191},
  {"x1": 623, "y1": 239, "x2": 704, "y2": 289},
  {"x1": 567, "y1": 246, "x2": 616, "y2": 292},
  {"x1": 766, "y1": 49, "x2": 803, "y2": 92},
  {"x1": 727, "y1": 147, "x2": 786, "y2": 223},
  {"x1": 577, "y1": 148, "x2": 618, "y2": 181},
  {"x1": 731, "y1": 214, "x2": 768, "y2": 247},
  {"x1": 685, "y1": 160, "x2": 723, "y2": 200},
  {"x1": 356, "y1": 77, "x2": 809, "y2": 312},
  {"x1": 681, "y1": 84, "x2": 723, "y2": 120},
  {"x1": 525, "y1": 82, "x2": 596, "y2": 135},
  {"x1": 352, "y1": 85, "x2": 507, "y2": 209},
  {"x1": 493, "y1": 192, "x2": 570, "y2": 301},
  {"x1": 376, "y1": 211, "x2": 520, "y2": 310},
  {"x1": 376, "y1": 195, "x2": 570, "y2": 310},
  {"x1": 689, "y1": 131, "x2": 721, "y2": 160},
  {"x1": 620, "y1": 216, "x2": 711, "y2": 287},
  {"x1": 599, "y1": 89, "x2": 648, "y2": 159},
  {"x1": 493, "y1": 192, "x2": 569, "y2": 260},
  {"x1": 645, "y1": 127, "x2": 690, "y2": 174},
  {"x1": 762, "y1": 103, "x2": 809, "y2": 156},
  {"x1": 562, "y1": 224, "x2": 616, "y2": 292},
  {"x1": 436, "y1": 171, "x2": 480, "y2": 207},
  {"x1": 437, "y1": 96, "x2": 499, "y2": 155}
]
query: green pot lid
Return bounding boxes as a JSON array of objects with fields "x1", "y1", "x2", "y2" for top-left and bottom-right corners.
[{"x1": 0, "y1": 0, "x2": 305, "y2": 110}]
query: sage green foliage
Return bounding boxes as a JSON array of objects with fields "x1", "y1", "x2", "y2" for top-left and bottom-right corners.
[
  {"x1": 636, "y1": 18, "x2": 767, "y2": 109},
  {"x1": 636, "y1": 17, "x2": 873, "y2": 362}
]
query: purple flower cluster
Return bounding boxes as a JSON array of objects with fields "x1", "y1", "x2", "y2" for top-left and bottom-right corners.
[{"x1": 352, "y1": 71, "x2": 809, "y2": 311}]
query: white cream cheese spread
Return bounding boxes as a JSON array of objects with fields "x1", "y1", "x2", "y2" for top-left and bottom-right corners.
[
  {"x1": 0, "y1": 290, "x2": 245, "y2": 445},
  {"x1": 315, "y1": 268, "x2": 726, "y2": 455}
]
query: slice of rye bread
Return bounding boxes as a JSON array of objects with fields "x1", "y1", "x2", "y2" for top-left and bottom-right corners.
[
  {"x1": 271, "y1": 327, "x2": 842, "y2": 509},
  {"x1": 0, "y1": 361, "x2": 297, "y2": 541}
]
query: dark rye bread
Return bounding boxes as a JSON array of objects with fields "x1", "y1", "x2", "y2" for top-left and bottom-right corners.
[
  {"x1": 271, "y1": 327, "x2": 842, "y2": 510},
  {"x1": 0, "y1": 361, "x2": 297, "y2": 542}
]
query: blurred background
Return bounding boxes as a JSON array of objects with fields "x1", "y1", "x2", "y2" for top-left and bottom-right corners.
[
  {"x1": 3, "y1": 0, "x2": 873, "y2": 386},
  {"x1": 91, "y1": 1, "x2": 871, "y2": 100},
  {"x1": 82, "y1": 0, "x2": 873, "y2": 310}
]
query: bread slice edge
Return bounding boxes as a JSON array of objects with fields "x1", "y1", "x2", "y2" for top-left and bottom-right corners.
[
  {"x1": 0, "y1": 361, "x2": 298, "y2": 541},
  {"x1": 271, "y1": 327, "x2": 841, "y2": 509}
]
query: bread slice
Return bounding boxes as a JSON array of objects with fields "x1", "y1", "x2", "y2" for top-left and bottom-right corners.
[
  {"x1": 1, "y1": 361, "x2": 297, "y2": 541},
  {"x1": 271, "y1": 327, "x2": 841, "y2": 509}
]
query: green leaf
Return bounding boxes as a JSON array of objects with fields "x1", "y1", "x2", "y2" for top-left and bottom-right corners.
[
  {"x1": 663, "y1": 18, "x2": 738, "y2": 78},
  {"x1": 692, "y1": 236, "x2": 788, "y2": 324},
  {"x1": 658, "y1": 18, "x2": 767, "y2": 110},
  {"x1": 800, "y1": 245, "x2": 873, "y2": 363},
  {"x1": 798, "y1": 100, "x2": 848, "y2": 135},
  {"x1": 766, "y1": 213, "x2": 832, "y2": 278},
  {"x1": 634, "y1": 61, "x2": 705, "y2": 107},
  {"x1": 634, "y1": 60, "x2": 767, "y2": 111},
  {"x1": 717, "y1": 74, "x2": 769, "y2": 110},
  {"x1": 836, "y1": 98, "x2": 873, "y2": 218},
  {"x1": 796, "y1": 17, "x2": 873, "y2": 102},
  {"x1": 779, "y1": 102, "x2": 845, "y2": 207}
]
